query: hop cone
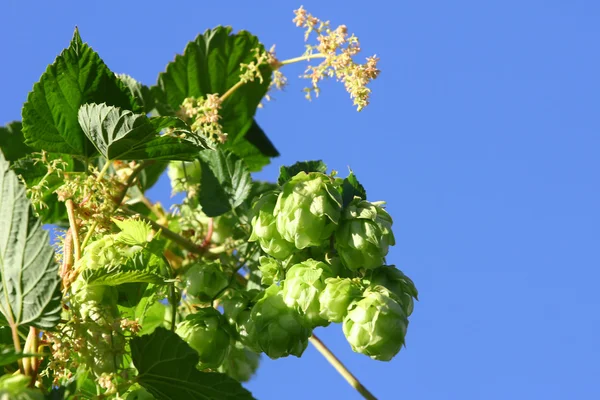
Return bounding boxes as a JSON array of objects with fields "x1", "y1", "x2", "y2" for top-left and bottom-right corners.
[
  {"x1": 176, "y1": 308, "x2": 232, "y2": 368},
  {"x1": 274, "y1": 172, "x2": 342, "y2": 249},
  {"x1": 319, "y1": 277, "x2": 362, "y2": 323},
  {"x1": 249, "y1": 286, "x2": 310, "y2": 359},
  {"x1": 367, "y1": 265, "x2": 418, "y2": 316},
  {"x1": 282, "y1": 259, "x2": 334, "y2": 327},
  {"x1": 343, "y1": 287, "x2": 408, "y2": 361},
  {"x1": 183, "y1": 262, "x2": 229, "y2": 302},
  {"x1": 218, "y1": 341, "x2": 260, "y2": 382},
  {"x1": 335, "y1": 199, "x2": 395, "y2": 271},
  {"x1": 249, "y1": 193, "x2": 296, "y2": 259}
]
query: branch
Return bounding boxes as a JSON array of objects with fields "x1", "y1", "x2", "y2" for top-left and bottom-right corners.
[{"x1": 309, "y1": 335, "x2": 377, "y2": 400}]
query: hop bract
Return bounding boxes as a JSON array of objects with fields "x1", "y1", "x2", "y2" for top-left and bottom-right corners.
[
  {"x1": 250, "y1": 286, "x2": 310, "y2": 359},
  {"x1": 335, "y1": 199, "x2": 395, "y2": 271},
  {"x1": 343, "y1": 287, "x2": 408, "y2": 361},
  {"x1": 274, "y1": 172, "x2": 342, "y2": 249},
  {"x1": 257, "y1": 256, "x2": 284, "y2": 286},
  {"x1": 282, "y1": 259, "x2": 334, "y2": 327},
  {"x1": 319, "y1": 277, "x2": 362, "y2": 323},
  {"x1": 368, "y1": 265, "x2": 418, "y2": 316},
  {"x1": 183, "y1": 262, "x2": 229, "y2": 302},
  {"x1": 176, "y1": 308, "x2": 232, "y2": 368},
  {"x1": 221, "y1": 289, "x2": 262, "y2": 352},
  {"x1": 249, "y1": 193, "x2": 295, "y2": 259}
]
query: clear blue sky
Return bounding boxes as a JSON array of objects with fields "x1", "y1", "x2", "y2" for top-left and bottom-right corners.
[{"x1": 2, "y1": 1, "x2": 599, "y2": 399}]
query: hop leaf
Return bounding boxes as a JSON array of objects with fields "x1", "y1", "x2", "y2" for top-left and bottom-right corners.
[
  {"x1": 249, "y1": 192, "x2": 295, "y2": 259},
  {"x1": 319, "y1": 277, "x2": 362, "y2": 323},
  {"x1": 274, "y1": 172, "x2": 342, "y2": 249},
  {"x1": 175, "y1": 308, "x2": 232, "y2": 368},
  {"x1": 183, "y1": 262, "x2": 229, "y2": 302},
  {"x1": 249, "y1": 286, "x2": 310, "y2": 359},
  {"x1": 343, "y1": 287, "x2": 408, "y2": 361},
  {"x1": 334, "y1": 199, "x2": 395, "y2": 271},
  {"x1": 281, "y1": 259, "x2": 334, "y2": 327}
]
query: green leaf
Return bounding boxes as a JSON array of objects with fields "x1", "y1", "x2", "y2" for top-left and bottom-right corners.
[
  {"x1": 118, "y1": 74, "x2": 156, "y2": 114},
  {"x1": 197, "y1": 149, "x2": 251, "y2": 217},
  {"x1": 153, "y1": 27, "x2": 275, "y2": 170},
  {"x1": 78, "y1": 103, "x2": 212, "y2": 161},
  {"x1": 277, "y1": 160, "x2": 327, "y2": 186},
  {"x1": 229, "y1": 120, "x2": 279, "y2": 172},
  {"x1": 341, "y1": 170, "x2": 367, "y2": 208},
  {"x1": 131, "y1": 328, "x2": 255, "y2": 400},
  {"x1": 0, "y1": 122, "x2": 36, "y2": 162},
  {"x1": 81, "y1": 252, "x2": 167, "y2": 287},
  {"x1": 22, "y1": 28, "x2": 138, "y2": 157},
  {"x1": 112, "y1": 218, "x2": 153, "y2": 245},
  {"x1": 0, "y1": 150, "x2": 61, "y2": 330}
]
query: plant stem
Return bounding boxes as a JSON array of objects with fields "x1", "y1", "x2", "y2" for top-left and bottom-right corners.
[
  {"x1": 308, "y1": 335, "x2": 377, "y2": 400},
  {"x1": 279, "y1": 53, "x2": 327, "y2": 66},
  {"x1": 120, "y1": 206, "x2": 205, "y2": 255},
  {"x1": 220, "y1": 81, "x2": 246, "y2": 102},
  {"x1": 65, "y1": 200, "x2": 81, "y2": 262},
  {"x1": 96, "y1": 159, "x2": 112, "y2": 183},
  {"x1": 113, "y1": 161, "x2": 153, "y2": 209},
  {"x1": 80, "y1": 221, "x2": 98, "y2": 252}
]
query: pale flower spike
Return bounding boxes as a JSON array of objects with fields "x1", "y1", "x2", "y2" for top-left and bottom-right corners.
[
  {"x1": 292, "y1": 6, "x2": 381, "y2": 111},
  {"x1": 177, "y1": 94, "x2": 228, "y2": 144}
]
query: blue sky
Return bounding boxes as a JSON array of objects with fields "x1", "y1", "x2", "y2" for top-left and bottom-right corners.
[{"x1": 2, "y1": 1, "x2": 599, "y2": 399}]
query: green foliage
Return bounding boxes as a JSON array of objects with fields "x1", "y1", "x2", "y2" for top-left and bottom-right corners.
[
  {"x1": 197, "y1": 149, "x2": 251, "y2": 217},
  {"x1": 22, "y1": 28, "x2": 138, "y2": 156},
  {"x1": 0, "y1": 12, "x2": 415, "y2": 398},
  {"x1": 0, "y1": 151, "x2": 61, "y2": 330},
  {"x1": 152, "y1": 27, "x2": 275, "y2": 171},
  {"x1": 277, "y1": 160, "x2": 327, "y2": 186},
  {"x1": 131, "y1": 328, "x2": 254, "y2": 400}
]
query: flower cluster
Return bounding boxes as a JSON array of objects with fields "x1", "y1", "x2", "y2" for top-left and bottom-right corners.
[
  {"x1": 237, "y1": 170, "x2": 418, "y2": 361},
  {"x1": 291, "y1": 6, "x2": 381, "y2": 111},
  {"x1": 177, "y1": 94, "x2": 227, "y2": 144}
]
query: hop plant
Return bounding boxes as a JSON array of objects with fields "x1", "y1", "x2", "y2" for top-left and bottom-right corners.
[
  {"x1": 281, "y1": 259, "x2": 334, "y2": 327},
  {"x1": 249, "y1": 285, "x2": 311, "y2": 359},
  {"x1": 249, "y1": 192, "x2": 296, "y2": 259},
  {"x1": 335, "y1": 198, "x2": 395, "y2": 271},
  {"x1": 176, "y1": 308, "x2": 232, "y2": 368},
  {"x1": 319, "y1": 277, "x2": 363, "y2": 323},
  {"x1": 274, "y1": 172, "x2": 342, "y2": 249},
  {"x1": 218, "y1": 341, "x2": 260, "y2": 382},
  {"x1": 221, "y1": 289, "x2": 262, "y2": 352},
  {"x1": 343, "y1": 287, "x2": 408, "y2": 361},
  {"x1": 183, "y1": 262, "x2": 229, "y2": 302}
]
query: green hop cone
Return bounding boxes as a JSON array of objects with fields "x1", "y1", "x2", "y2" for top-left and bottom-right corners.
[
  {"x1": 221, "y1": 289, "x2": 262, "y2": 352},
  {"x1": 249, "y1": 193, "x2": 295, "y2": 259},
  {"x1": 367, "y1": 265, "x2": 418, "y2": 316},
  {"x1": 343, "y1": 287, "x2": 408, "y2": 361},
  {"x1": 319, "y1": 277, "x2": 363, "y2": 323},
  {"x1": 183, "y1": 262, "x2": 229, "y2": 302},
  {"x1": 176, "y1": 308, "x2": 232, "y2": 368},
  {"x1": 218, "y1": 341, "x2": 260, "y2": 382},
  {"x1": 282, "y1": 259, "x2": 334, "y2": 327},
  {"x1": 250, "y1": 285, "x2": 310, "y2": 359},
  {"x1": 334, "y1": 199, "x2": 395, "y2": 271},
  {"x1": 258, "y1": 256, "x2": 284, "y2": 286},
  {"x1": 274, "y1": 172, "x2": 342, "y2": 249},
  {"x1": 168, "y1": 160, "x2": 201, "y2": 193}
]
